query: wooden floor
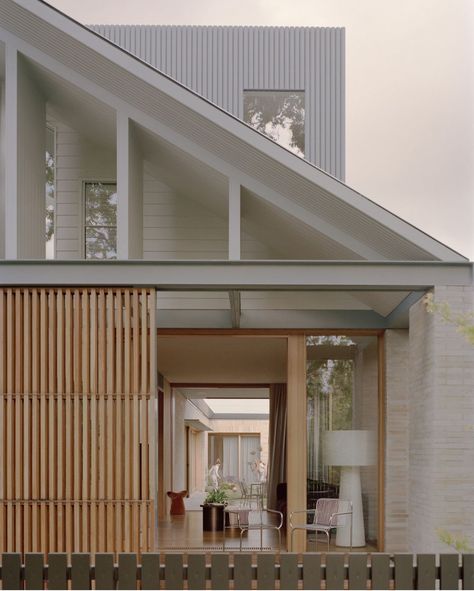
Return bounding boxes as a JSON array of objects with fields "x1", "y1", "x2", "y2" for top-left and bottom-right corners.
[{"x1": 156, "y1": 511, "x2": 377, "y2": 553}]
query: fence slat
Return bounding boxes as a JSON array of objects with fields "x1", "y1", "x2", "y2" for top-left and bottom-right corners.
[
  {"x1": 371, "y1": 553, "x2": 390, "y2": 590},
  {"x1": 211, "y1": 554, "x2": 229, "y2": 590},
  {"x1": 394, "y1": 554, "x2": 414, "y2": 590},
  {"x1": 349, "y1": 554, "x2": 367, "y2": 590},
  {"x1": 326, "y1": 554, "x2": 345, "y2": 590},
  {"x1": 257, "y1": 554, "x2": 275, "y2": 590},
  {"x1": 71, "y1": 553, "x2": 91, "y2": 590},
  {"x1": 280, "y1": 553, "x2": 299, "y2": 590},
  {"x1": 303, "y1": 553, "x2": 321, "y2": 590},
  {"x1": 416, "y1": 554, "x2": 436, "y2": 590},
  {"x1": 463, "y1": 554, "x2": 474, "y2": 590},
  {"x1": 165, "y1": 554, "x2": 183, "y2": 590},
  {"x1": 95, "y1": 553, "x2": 115, "y2": 590},
  {"x1": 233, "y1": 554, "x2": 253, "y2": 590},
  {"x1": 2, "y1": 553, "x2": 22, "y2": 590},
  {"x1": 440, "y1": 554, "x2": 459, "y2": 590},
  {"x1": 48, "y1": 553, "x2": 68, "y2": 591},
  {"x1": 141, "y1": 553, "x2": 160, "y2": 590},
  {"x1": 118, "y1": 553, "x2": 137, "y2": 590},
  {"x1": 187, "y1": 554, "x2": 206, "y2": 590},
  {"x1": 25, "y1": 553, "x2": 44, "y2": 590}
]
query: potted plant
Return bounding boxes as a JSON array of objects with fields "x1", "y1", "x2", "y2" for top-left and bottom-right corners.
[{"x1": 201, "y1": 487, "x2": 228, "y2": 531}]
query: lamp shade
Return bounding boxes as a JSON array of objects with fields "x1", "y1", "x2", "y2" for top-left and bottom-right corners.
[{"x1": 324, "y1": 430, "x2": 376, "y2": 466}]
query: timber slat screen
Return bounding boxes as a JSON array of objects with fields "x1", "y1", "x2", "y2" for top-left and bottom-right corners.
[
  {"x1": 1, "y1": 553, "x2": 473, "y2": 589},
  {"x1": 0, "y1": 288, "x2": 156, "y2": 556}
]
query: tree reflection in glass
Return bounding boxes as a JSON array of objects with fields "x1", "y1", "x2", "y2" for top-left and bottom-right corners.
[
  {"x1": 84, "y1": 182, "x2": 117, "y2": 259},
  {"x1": 243, "y1": 91, "x2": 305, "y2": 157}
]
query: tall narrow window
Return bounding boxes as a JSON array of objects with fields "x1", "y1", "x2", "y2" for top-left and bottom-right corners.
[
  {"x1": 243, "y1": 91, "x2": 305, "y2": 157},
  {"x1": 84, "y1": 182, "x2": 117, "y2": 259},
  {"x1": 45, "y1": 126, "x2": 56, "y2": 259}
]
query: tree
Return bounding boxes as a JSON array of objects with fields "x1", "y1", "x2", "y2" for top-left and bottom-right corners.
[{"x1": 244, "y1": 92, "x2": 305, "y2": 156}]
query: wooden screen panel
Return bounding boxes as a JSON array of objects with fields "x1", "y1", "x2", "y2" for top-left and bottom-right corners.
[{"x1": 0, "y1": 288, "x2": 156, "y2": 556}]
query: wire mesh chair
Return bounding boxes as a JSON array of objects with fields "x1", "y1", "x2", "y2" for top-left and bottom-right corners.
[
  {"x1": 289, "y1": 498, "x2": 353, "y2": 552},
  {"x1": 239, "y1": 480, "x2": 262, "y2": 508},
  {"x1": 227, "y1": 507, "x2": 283, "y2": 551}
]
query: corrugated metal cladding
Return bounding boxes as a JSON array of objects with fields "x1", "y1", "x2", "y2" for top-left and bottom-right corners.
[{"x1": 89, "y1": 25, "x2": 345, "y2": 181}]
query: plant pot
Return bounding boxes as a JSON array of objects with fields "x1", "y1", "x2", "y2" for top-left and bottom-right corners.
[{"x1": 201, "y1": 503, "x2": 225, "y2": 531}]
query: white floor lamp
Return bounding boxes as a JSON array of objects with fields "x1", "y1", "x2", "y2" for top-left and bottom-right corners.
[{"x1": 324, "y1": 430, "x2": 376, "y2": 547}]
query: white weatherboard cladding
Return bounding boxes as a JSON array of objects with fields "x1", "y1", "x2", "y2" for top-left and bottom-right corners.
[
  {"x1": 91, "y1": 25, "x2": 345, "y2": 181},
  {"x1": 53, "y1": 119, "x2": 116, "y2": 260},
  {"x1": 143, "y1": 163, "x2": 274, "y2": 260},
  {"x1": 17, "y1": 56, "x2": 45, "y2": 259}
]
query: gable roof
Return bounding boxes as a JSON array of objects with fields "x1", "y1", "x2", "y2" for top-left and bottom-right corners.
[{"x1": 0, "y1": 0, "x2": 468, "y2": 262}]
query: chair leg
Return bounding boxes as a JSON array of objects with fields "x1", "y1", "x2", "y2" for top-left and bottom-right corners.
[
  {"x1": 325, "y1": 530, "x2": 330, "y2": 553},
  {"x1": 240, "y1": 529, "x2": 244, "y2": 552},
  {"x1": 290, "y1": 528, "x2": 294, "y2": 552},
  {"x1": 277, "y1": 529, "x2": 281, "y2": 553}
]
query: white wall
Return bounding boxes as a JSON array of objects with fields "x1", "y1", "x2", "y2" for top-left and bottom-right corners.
[
  {"x1": 17, "y1": 57, "x2": 45, "y2": 259},
  {"x1": 0, "y1": 78, "x2": 5, "y2": 259},
  {"x1": 172, "y1": 390, "x2": 186, "y2": 491},
  {"x1": 128, "y1": 123, "x2": 143, "y2": 258},
  {"x1": 53, "y1": 119, "x2": 116, "y2": 259},
  {"x1": 143, "y1": 161, "x2": 274, "y2": 260}
]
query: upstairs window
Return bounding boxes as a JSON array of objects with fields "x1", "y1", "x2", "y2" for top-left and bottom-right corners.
[
  {"x1": 84, "y1": 182, "x2": 117, "y2": 259},
  {"x1": 243, "y1": 91, "x2": 305, "y2": 157}
]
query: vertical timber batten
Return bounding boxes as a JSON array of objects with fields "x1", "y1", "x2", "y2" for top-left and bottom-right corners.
[
  {"x1": 286, "y1": 334, "x2": 307, "y2": 552},
  {"x1": 0, "y1": 287, "x2": 156, "y2": 556}
]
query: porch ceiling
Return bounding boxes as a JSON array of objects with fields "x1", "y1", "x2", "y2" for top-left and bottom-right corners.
[{"x1": 157, "y1": 336, "x2": 287, "y2": 383}]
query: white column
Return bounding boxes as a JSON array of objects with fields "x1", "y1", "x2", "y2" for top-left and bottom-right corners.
[
  {"x1": 4, "y1": 45, "x2": 18, "y2": 259},
  {"x1": 116, "y1": 113, "x2": 143, "y2": 260},
  {"x1": 116, "y1": 111, "x2": 130, "y2": 259},
  {"x1": 228, "y1": 177, "x2": 240, "y2": 260}
]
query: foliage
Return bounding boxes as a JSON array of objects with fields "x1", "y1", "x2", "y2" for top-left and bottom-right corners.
[
  {"x1": 244, "y1": 92, "x2": 305, "y2": 156},
  {"x1": 424, "y1": 293, "x2": 474, "y2": 345},
  {"x1": 45, "y1": 150, "x2": 55, "y2": 242},
  {"x1": 84, "y1": 182, "x2": 118, "y2": 259},
  {"x1": 437, "y1": 528, "x2": 473, "y2": 552},
  {"x1": 204, "y1": 487, "x2": 228, "y2": 505}
]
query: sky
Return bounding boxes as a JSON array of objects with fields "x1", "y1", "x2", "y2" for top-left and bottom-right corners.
[{"x1": 49, "y1": 0, "x2": 474, "y2": 259}]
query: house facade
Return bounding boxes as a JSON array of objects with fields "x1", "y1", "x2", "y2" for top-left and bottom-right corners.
[{"x1": 0, "y1": 0, "x2": 473, "y2": 555}]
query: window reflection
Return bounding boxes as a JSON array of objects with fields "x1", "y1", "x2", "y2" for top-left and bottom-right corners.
[
  {"x1": 84, "y1": 182, "x2": 117, "y2": 259},
  {"x1": 243, "y1": 91, "x2": 305, "y2": 157},
  {"x1": 306, "y1": 335, "x2": 379, "y2": 550}
]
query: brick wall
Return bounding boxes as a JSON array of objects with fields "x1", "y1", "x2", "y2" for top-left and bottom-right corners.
[
  {"x1": 384, "y1": 329, "x2": 410, "y2": 551},
  {"x1": 408, "y1": 285, "x2": 474, "y2": 552}
]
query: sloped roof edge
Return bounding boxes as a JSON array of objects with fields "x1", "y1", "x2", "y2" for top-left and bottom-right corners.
[{"x1": 5, "y1": 0, "x2": 469, "y2": 262}]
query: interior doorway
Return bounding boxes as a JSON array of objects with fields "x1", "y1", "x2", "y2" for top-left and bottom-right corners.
[{"x1": 155, "y1": 334, "x2": 286, "y2": 550}]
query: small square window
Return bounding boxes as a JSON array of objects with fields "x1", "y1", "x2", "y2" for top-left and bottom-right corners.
[{"x1": 243, "y1": 91, "x2": 305, "y2": 157}]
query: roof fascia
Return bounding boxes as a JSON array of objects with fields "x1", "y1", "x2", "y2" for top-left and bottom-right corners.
[
  {"x1": 6, "y1": 0, "x2": 467, "y2": 262},
  {"x1": 1, "y1": 260, "x2": 472, "y2": 289}
]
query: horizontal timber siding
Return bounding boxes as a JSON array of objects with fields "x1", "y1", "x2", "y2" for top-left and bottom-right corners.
[{"x1": 0, "y1": 288, "x2": 156, "y2": 555}]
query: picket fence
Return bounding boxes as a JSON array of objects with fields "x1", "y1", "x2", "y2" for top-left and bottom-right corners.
[{"x1": 1, "y1": 552, "x2": 473, "y2": 589}]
